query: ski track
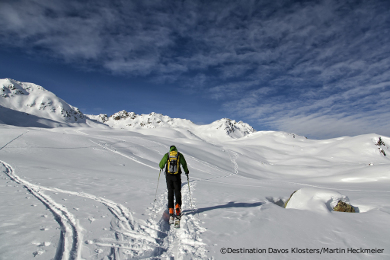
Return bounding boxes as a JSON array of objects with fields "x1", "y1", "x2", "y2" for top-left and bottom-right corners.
[
  {"x1": 92, "y1": 136, "x2": 210, "y2": 259},
  {"x1": 1, "y1": 158, "x2": 209, "y2": 259},
  {"x1": 74, "y1": 130, "x2": 88, "y2": 136},
  {"x1": 89, "y1": 139, "x2": 159, "y2": 170},
  {"x1": 149, "y1": 178, "x2": 209, "y2": 259},
  {"x1": 1, "y1": 159, "x2": 170, "y2": 259},
  {"x1": 93, "y1": 133, "x2": 239, "y2": 185},
  {"x1": 0, "y1": 130, "x2": 29, "y2": 151},
  {"x1": 186, "y1": 155, "x2": 229, "y2": 176},
  {"x1": 187, "y1": 149, "x2": 240, "y2": 185},
  {"x1": 0, "y1": 132, "x2": 214, "y2": 259},
  {"x1": 227, "y1": 150, "x2": 239, "y2": 175},
  {"x1": 91, "y1": 134, "x2": 168, "y2": 156},
  {"x1": 125, "y1": 136, "x2": 168, "y2": 155},
  {"x1": 1, "y1": 160, "x2": 82, "y2": 260},
  {"x1": 1, "y1": 130, "x2": 248, "y2": 259},
  {"x1": 88, "y1": 135, "x2": 210, "y2": 259}
]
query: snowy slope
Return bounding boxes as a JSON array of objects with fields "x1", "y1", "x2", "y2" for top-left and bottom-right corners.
[
  {"x1": 0, "y1": 78, "x2": 87, "y2": 126},
  {"x1": 1, "y1": 123, "x2": 390, "y2": 260}
]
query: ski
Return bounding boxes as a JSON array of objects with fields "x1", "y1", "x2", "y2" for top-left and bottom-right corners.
[
  {"x1": 169, "y1": 215, "x2": 175, "y2": 225},
  {"x1": 174, "y1": 217, "x2": 180, "y2": 228}
]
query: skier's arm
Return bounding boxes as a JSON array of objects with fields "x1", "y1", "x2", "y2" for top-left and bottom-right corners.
[
  {"x1": 179, "y1": 153, "x2": 189, "y2": 174},
  {"x1": 159, "y1": 153, "x2": 168, "y2": 169}
]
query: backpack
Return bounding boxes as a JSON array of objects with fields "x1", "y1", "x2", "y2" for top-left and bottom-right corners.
[{"x1": 167, "y1": 150, "x2": 180, "y2": 174}]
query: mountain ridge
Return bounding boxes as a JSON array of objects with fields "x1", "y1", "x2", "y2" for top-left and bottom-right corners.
[
  {"x1": 0, "y1": 78, "x2": 85, "y2": 124},
  {"x1": 0, "y1": 78, "x2": 256, "y2": 139},
  {"x1": 86, "y1": 110, "x2": 256, "y2": 139}
]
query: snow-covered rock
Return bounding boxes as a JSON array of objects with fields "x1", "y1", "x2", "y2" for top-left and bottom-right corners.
[
  {"x1": 206, "y1": 118, "x2": 255, "y2": 138},
  {"x1": 87, "y1": 110, "x2": 196, "y2": 129},
  {"x1": 285, "y1": 188, "x2": 351, "y2": 213},
  {"x1": 0, "y1": 78, "x2": 86, "y2": 124},
  {"x1": 86, "y1": 113, "x2": 109, "y2": 123},
  {"x1": 333, "y1": 200, "x2": 356, "y2": 212}
]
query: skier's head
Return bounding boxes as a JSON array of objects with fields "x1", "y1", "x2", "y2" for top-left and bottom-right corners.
[{"x1": 170, "y1": 145, "x2": 177, "y2": 151}]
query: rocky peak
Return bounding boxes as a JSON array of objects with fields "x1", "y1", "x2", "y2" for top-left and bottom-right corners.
[{"x1": 213, "y1": 118, "x2": 256, "y2": 137}]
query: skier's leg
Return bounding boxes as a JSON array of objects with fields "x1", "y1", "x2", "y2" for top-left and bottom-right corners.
[
  {"x1": 166, "y1": 174, "x2": 174, "y2": 212},
  {"x1": 173, "y1": 174, "x2": 182, "y2": 215}
]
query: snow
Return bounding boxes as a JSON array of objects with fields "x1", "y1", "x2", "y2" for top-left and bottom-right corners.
[
  {"x1": 285, "y1": 188, "x2": 350, "y2": 213},
  {"x1": 85, "y1": 112, "x2": 256, "y2": 141},
  {"x1": 0, "y1": 78, "x2": 106, "y2": 129},
  {"x1": 1, "y1": 78, "x2": 390, "y2": 259},
  {"x1": 1, "y1": 125, "x2": 389, "y2": 260}
]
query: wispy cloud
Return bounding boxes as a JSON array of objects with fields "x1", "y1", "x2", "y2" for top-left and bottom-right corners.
[
  {"x1": 223, "y1": 81, "x2": 390, "y2": 138},
  {"x1": 1, "y1": 0, "x2": 390, "y2": 138}
]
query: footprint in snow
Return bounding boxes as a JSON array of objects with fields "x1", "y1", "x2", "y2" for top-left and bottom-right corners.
[
  {"x1": 33, "y1": 250, "x2": 45, "y2": 257},
  {"x1": 32, "y1": 241, "x2": 51, "y2": 247},
  {"x1": 123, "y1": 250, "x2": 133, "y2": 255}
]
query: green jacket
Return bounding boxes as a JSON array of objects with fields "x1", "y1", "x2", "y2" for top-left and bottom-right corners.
[{"x1": 159, "y1": 146, "x2": 189, "y2": 174}]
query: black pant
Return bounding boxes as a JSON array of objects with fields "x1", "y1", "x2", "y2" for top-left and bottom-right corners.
[{"x1": 165, "y1": 173, "x2": 181, "y2": 209}]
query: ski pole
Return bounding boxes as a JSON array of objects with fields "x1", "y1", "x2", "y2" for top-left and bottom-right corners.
[
  {"x1": 154, "y1": 169, "x2": 161, "y2": 202},
  {"x1": 186, "y1": 174, "x2": 194, "y2": 209}
]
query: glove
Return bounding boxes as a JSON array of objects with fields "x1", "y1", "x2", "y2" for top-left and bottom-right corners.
[{"x1": 185, "y1": 171, "x2": 189, "y2": 176}]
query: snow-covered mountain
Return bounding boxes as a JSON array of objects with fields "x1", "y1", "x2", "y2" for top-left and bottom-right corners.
[
  {"x1": 198, "y1": 118, "x2": 256, "y2": 139},
  {"x1": 1, "y1": 78, "x2": 256, "y2": 139},
  {"x1": 0, "y1": 78, "x2": 87, "y2": 127},
  {"x1": 87, "y1": 111, "x2": 196, "y2": 129},
  {"x1": 86, "y1": 111, "x2": 256, "y2": 140}
]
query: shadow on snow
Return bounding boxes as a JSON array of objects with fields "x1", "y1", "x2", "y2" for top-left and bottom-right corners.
[{"x1": 183, "y1": 201, "x2": 264, "y2": 215}]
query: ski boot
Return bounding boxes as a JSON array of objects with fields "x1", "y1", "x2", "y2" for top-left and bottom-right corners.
[
  {"x1": 168, "y1": 208, "x2": 175, "y2": 225},
  {"x1": 174, "y1": 204, "x2": 181, "y2": 228}
]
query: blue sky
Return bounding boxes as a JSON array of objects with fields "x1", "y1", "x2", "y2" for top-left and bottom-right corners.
[{"x1": 1, "y1": 0, "x2": 390, "y2": 139}]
